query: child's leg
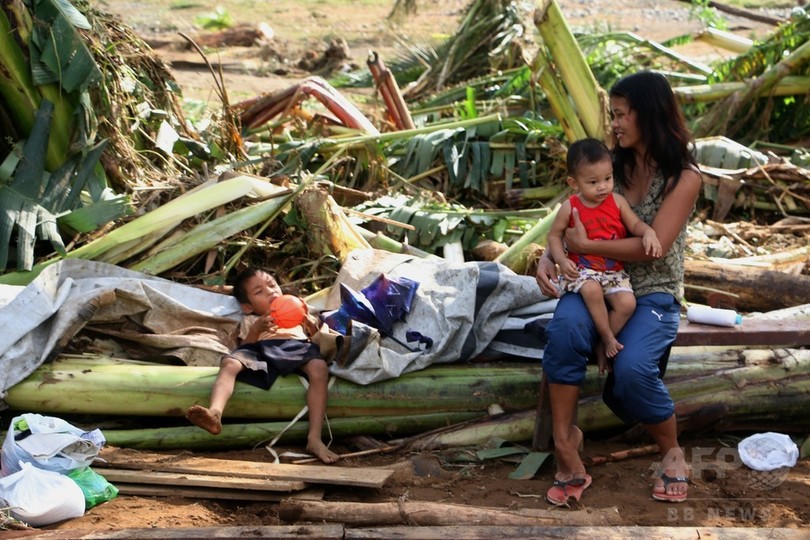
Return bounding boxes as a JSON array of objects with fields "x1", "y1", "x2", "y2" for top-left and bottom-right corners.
[
  {"x1": 300, "y1": 359, "x2": 339, "y2": 464},
  {"x1": 186, "y1": 357, "x2": 243, "y2": 435},
  {"x1": 605, "y1": 291, "x2": 636, "y2": 336},
  {"x1": 578, "y1": 280, "x2": 622, "y2": 357}
]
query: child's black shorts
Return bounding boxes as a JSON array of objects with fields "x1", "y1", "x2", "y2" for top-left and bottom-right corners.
[{"x1": 226, "y1": 339, "x2": 322, "y2": 390}]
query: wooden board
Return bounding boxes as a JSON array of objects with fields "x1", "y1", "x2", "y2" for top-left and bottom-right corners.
[
  {"x1": 100, "y1": 468, "x2": 307, "y2": 491},
  {"x1": 6, "y1": 525, "x2": 802, "y2": 540},
  {"x1": 674, "y1": 318, "x2": 810, "y2": 347},
  {"x1": 97, "y1": 447, "x2": 394, "y2": 488},
  {"x1": 115, "y1": 483, "x2": 325, "y2": 502},
  {"x1": 6, "y1": 524, "x2": 344, "y2": 539},
  {"x1": 345, "y1": 525, "x2": 808, "y2": 540}
]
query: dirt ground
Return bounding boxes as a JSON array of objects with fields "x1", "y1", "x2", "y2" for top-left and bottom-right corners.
[
  {"x1": 95, "y1": 0, "x2": 789, "y2": 104},
  {"x1": 9, "y1": 0, "x2": 808, "y2": 535},
  {"x1": 37, "y1": 438, "x2": 810, "y2": 532}
]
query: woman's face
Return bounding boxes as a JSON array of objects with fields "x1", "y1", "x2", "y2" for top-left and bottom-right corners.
[{"x1": 610, "y1": 96, "x2": 641, "y2": 151}]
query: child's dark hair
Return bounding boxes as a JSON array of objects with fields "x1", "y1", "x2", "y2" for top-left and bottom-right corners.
[
  {"x1": 232, "y1": 267, "x2": 275, "y2": 304},
  {"x1": 567, "y1": 138, "x2": 611, "y2": 176}
]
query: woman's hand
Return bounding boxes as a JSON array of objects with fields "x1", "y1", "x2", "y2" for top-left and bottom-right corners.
[
  {"x1": 562, "y1": 207, "x2": 591, "y2": 253},
  {"x1": 535, "y1": 254, "x2": 562, "y2": 298}
]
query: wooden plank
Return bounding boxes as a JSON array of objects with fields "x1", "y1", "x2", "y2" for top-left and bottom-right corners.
[
  {"x1": 5, "y1": 525, "x2": 803, "y2": 540},
  {"x1": 675, "y1": 318, "x2": 810, "y2": 347},
  {"x1": 8, "y1": 524, "x2": 344, "y2": 539},
  {"x1": 97, "y1": 448, "x2": 394, "y2": 488},
  {"x1": 99, "y1": 468, "x2": 307, "y2": 491},
  {"x1": 345, "y1": 525, "x2": 808, "y2": 540},
  {"x1": 115, "y1": 483, "x2": 325, "y2": 502}
]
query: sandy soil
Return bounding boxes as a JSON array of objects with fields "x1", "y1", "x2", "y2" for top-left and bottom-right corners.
[
  {"x1": 97, "y1": 0, "x2": 787, "y2": 104},
  {"x1": 34, "y1": 438, "x2": 809, "y2": 533},
  {"x1": 7, "y1": 0, "x2": 807, "y2": 535}
]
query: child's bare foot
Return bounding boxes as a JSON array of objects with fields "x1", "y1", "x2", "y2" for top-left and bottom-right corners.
[
  {"x1": 186, "y1": 405, "x2": 222, "y2": 435},
  {"x1": 603, "y1": 337, "x2": 624, "y2": 359},
  {"x1": 307, "y1": 439, "x2": 340, "y2": 464}
]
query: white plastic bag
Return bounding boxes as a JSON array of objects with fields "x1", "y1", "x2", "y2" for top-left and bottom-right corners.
[
  {"x1": 738, "y1": 432, "x2": 799, "y2": 472},
  {"x1": 0, "y1": 461, "x2": 85, "y2": 526},
  {"x1": 1, "y1": 413, "x2": 105, "y2": 476}
]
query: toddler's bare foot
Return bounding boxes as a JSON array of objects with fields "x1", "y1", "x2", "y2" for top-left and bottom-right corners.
[
  {"x1": 186, "y1": 405, "x2": 222, "y2": 435},
  {"x1": 603, "y1": 337, "x2": 623, "y2": 358},
  {"x1": 307, "y1": 439, "x2": 340, "y2": 464}
]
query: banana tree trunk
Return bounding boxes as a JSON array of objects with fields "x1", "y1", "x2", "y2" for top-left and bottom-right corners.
[
  {"x1": 407, "y1": 348, "x2": 810, "y2": 449},
  {"x1": 4, "y1": 358, "x2": 542, "y2": 419},
  {"x1": 532, "y1": 0, "x2": 608, "y2": 141}
]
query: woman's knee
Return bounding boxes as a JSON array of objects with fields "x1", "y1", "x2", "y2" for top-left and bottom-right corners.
[{"x1": 611, "y1": 355, "x2": 658, "y2": 394}]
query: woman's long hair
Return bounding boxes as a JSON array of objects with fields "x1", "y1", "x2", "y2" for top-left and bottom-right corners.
[{"x1": 610, "y1": 71, "x2": 696, "y2": 198}]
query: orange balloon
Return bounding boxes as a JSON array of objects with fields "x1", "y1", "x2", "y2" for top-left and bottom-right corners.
[{"x1": 269, "y1": 294, "x2": 307, "y2": 328}]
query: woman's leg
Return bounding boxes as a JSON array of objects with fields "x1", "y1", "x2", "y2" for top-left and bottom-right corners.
[
  {"x1": 549, "y1": 383, "x2": 585, "y2": 476},
  {"x1": 186, "y1": 356, "x2": 244, "y2": 435},
  {"x1": 542, "y1": 293, "x2": 595, "y2": 502},
  {"x1": 608, "y1": 293, "x2": 688, "y2": 500},
  {"x1": 646, "y1": 415, "x2": 689, "y2": 500},
  {"x1": 300, "y1": 359, "x2": 339, "y2": 464}
]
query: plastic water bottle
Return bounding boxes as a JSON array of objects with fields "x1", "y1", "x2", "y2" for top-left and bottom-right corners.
[{"x1": 686, "y1": 305, "x2": 743, "y2": 327}]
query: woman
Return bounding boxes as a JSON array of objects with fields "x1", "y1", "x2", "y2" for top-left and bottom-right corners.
[{"x1": 535, "y1": 71, "x2": 701, "y2": 505}]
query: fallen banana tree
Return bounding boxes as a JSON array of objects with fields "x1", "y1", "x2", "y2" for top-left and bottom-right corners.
[
  {"x1": 3, "y1": 356, "x2": 542, "y2": 420},
  {"x1": 235, "y1": 75, "x2": 380, "y2": 136},
  {"x1": 404, "y1": 348, "x2": 810, "y2": 450},
  {"x1": 101, "y1": 412, "x2": 484, "y2": 451},
  {"x1": 0, "y1": 175, "x2": 293, "y2": 286},
  {"x1": 6, "y1": 348, "x2": 808, "y2": 451}
]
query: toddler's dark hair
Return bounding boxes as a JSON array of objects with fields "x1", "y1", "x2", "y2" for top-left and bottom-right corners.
[
  {"x1": 567, "y1": 138, "x2": 611, "y2": 176},
  {"x1": 232, "y1": 267, "x2": 275, "y2": 304}
]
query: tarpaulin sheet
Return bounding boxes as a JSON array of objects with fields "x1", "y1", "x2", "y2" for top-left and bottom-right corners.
[
  {"x1": 0, "y1": 250, "x2": 557, "y2": 400},
  {"x1": 324, "y1": 249, "x2": 555, "y2": 384},
  {"x1": 0, "y1": 259, "x2": 242, "y2": 401}
]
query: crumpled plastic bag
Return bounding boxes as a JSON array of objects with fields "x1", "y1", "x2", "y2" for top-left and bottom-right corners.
[
  {"x1": 67, "y1": 467, "x2": 119, "y2": 509},
  {"x1": 1, "y1": 413, "x2": 105, "y2": 476},
  {"x1": 738, "y1": 432, "x2": 799, "y2": 472},
  {"x1": 0, "y1": 461, "x2": 85, "y2": 526}
]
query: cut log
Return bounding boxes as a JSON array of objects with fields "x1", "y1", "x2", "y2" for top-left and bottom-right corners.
[
  {"x1": 684, "y1": 259, "x2": 810, "y2": 312},
  {"x1": 277, "y1": 500, "x2": 622, "y2": 527}
]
